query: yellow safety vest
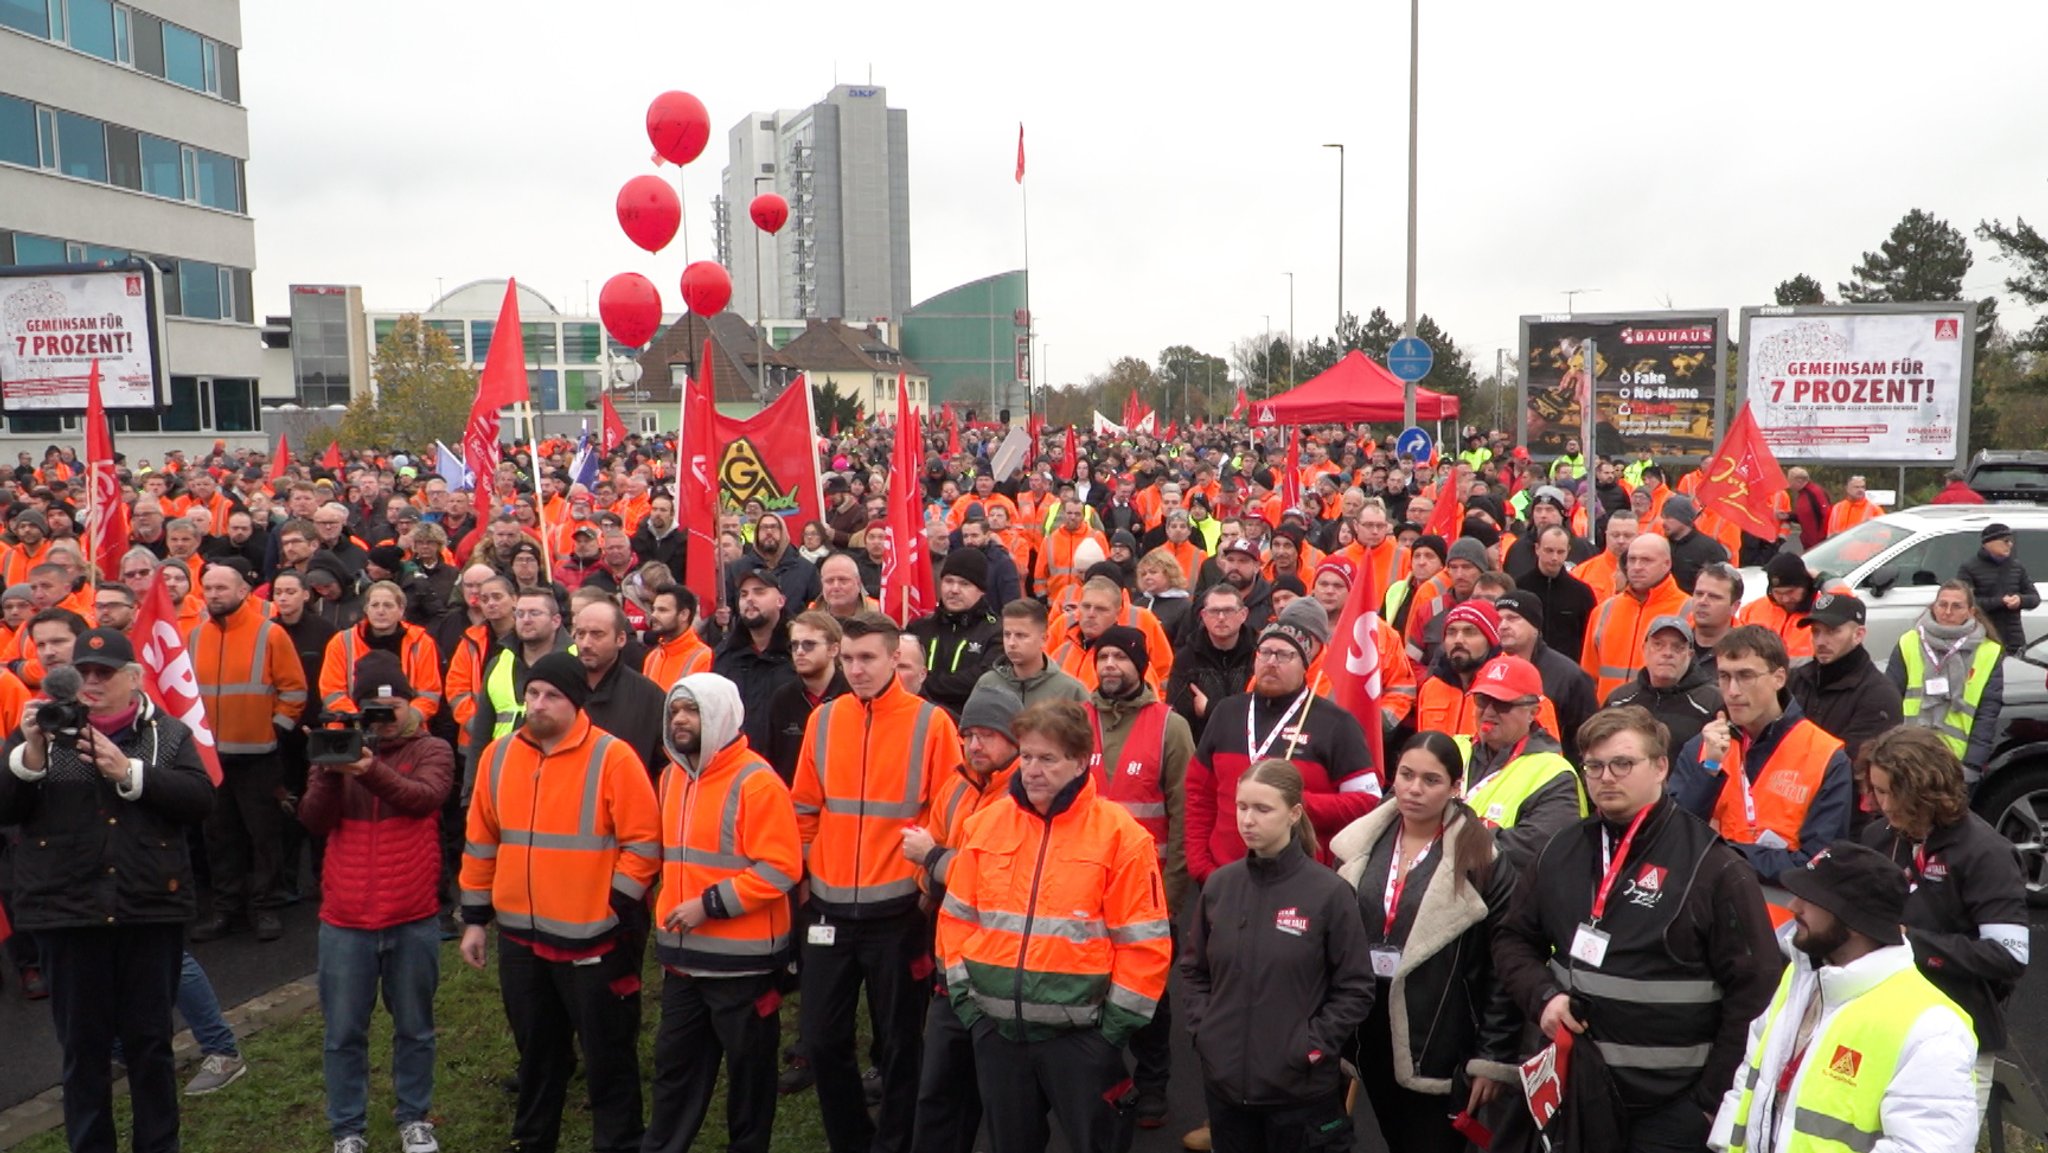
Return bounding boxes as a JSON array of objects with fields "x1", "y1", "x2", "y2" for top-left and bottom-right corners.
[
  {"x1": 1451, "y1": 736, "x2": 1586, "y2": 828},
  {"x1": 1726, "y1": 963, "x2": 1969, "y2": 1153},
  {"x1": 1896, "y1": 633, "x2": 2001, "y2": 761},
  {"x1": 482, "y1": 643, "x2": 577, "y2": 739}
]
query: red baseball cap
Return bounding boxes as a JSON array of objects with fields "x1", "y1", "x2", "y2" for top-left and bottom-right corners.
[{"x1": 1470, "y1": 655, "x2": 1543, "y2": 703}]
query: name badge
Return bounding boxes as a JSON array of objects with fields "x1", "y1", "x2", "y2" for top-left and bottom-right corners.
[
  {"x1": 1569, "y1": 923, "x2": 1610, "y2": 968},
  {"x1": 1369, "y1": 947, "x2": 1402, "y2": 978},
  {"x1": 807, "y1": 923, "x2": 837, "y2": 947},
  {"x1": 1923, "y1": 675, "x2": 1950, "y2": 696}
]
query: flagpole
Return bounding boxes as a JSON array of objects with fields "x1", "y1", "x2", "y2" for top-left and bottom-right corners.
[
  {"x1": 83, "y1": 363, "x2": 97, "y2": 578},
  {"x1": 1019, "y1": 123, "x2": 1033, "y2": 427},
  {"x1": 523, "y1": 401, "x2": 552, "y2": 573}
]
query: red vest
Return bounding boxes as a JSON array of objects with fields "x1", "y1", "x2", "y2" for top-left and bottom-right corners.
[{"x1": 1086, "y1": 701, "x2": 1170, "y2": 850}]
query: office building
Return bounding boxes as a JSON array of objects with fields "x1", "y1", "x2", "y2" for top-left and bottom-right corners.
[
  {"x1": 716, "y1": 84, "x2": 911, "y2": 327},
  {"x1": 0, "y1": 0, "x2": 262, "y2": 450},
  {"x1": 900, "y1": 270, "x2": 1028, "y2": 417}
]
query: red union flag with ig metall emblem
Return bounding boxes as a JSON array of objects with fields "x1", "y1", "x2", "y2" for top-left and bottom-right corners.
[{"x1": 1695, "y1": 402, "x2": 1788, "y2": 541}]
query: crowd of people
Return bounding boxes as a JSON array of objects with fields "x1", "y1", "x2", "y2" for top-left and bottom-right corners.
[{"x1": 0, "y1": 421, "x2": 2033, "y2": 1153}]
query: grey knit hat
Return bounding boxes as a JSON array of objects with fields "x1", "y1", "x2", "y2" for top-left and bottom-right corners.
[{"x1": 959, "y1": 684, "x2": 1024, "y2": 742}]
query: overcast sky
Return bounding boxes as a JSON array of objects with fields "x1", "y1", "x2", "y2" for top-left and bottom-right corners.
[{"x1": 243, "y1": 0, "x2": 2047, "y2": 389}]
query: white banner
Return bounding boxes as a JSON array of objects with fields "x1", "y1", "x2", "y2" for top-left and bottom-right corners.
[
  {"x1": 1092, "y1": 410, "x2": 1125, "y2": 435},
  {"x1": 1744, "y1": 309, "x2": 1969, "y2": 462},
  {"x1": 0, "y1": 266, "x2": 162, "y2": 410}
]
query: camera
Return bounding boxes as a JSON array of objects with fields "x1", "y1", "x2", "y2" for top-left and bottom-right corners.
[
  {"x1": 307, "y1": 704, "x2": 400, "y2": 766},
  {"x1": 35, "y1": 665, "x2": 90, "y2": 746}
]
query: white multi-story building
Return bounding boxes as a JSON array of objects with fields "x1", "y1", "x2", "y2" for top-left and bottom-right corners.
[
  {"x1": 716, "y1": 84, "x2": 911, "y2": 329},
  {"x1": 0, "y1": 0, "x2": 263, "y2": 451}
]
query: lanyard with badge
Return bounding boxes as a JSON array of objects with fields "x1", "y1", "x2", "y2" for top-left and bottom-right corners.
[
  {"x1": 1371, "y1": 828, "x2": 1441, "y2": 978},
  {"x1": 1569, "y1": 803, "x2": 1652, "y2": 969},
  {"x1": 1466, "y1": 735, "x2": 1530, "y2": 824},
  {"x1": 1919, "y1": 634, "x2": 1966, "y2": 698},
  {"x1": 1727, "y1": 732, "x2": 1793, "y2": 850},
  {"x1": 1246, "y1": 687, "x2": 1311, "y2": 762}
]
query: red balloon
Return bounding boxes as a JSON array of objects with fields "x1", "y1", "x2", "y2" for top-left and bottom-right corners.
[
  {"x1": 749, "y1": 192, "x2": 790, "y2": 234},
  {"x1": 680, "y1": 262, "x2": 732, "y2": 317},
  {"x1": 616, "y1": 175, "x2": 680, "y2": 254},
  {"x1": 598, "y1": 273, "x2": 663, "y2": 348},
  {"x1": 646, "y1": 91, "x2": 711, "y2": 167}
]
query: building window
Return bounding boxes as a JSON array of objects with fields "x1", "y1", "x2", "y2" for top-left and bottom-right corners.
[
  {"x1": 137, "y1": 132, "x2": 180, "y2": 196},
  {"x1": 112, "y1": 409, "x2": 157, "y2": 432},
  {"x1": 191, "y1": 148, "x2": 239, "y2": 211},
  {"x1": 564, "y1": 370, "x2": 598, "y2": 411},
  {"x1": 216, "y1": 43, "x2": 238, "y2": 102},
  {"x1": 156, "y1": 255, "x2": 180, "y2": 313},
  {"x1": 211, "y1": 378, "x2": 255, "y2": 431},
  {"x1": 529, "y1": 369, "x2": 559, "y2": 410},
  {"x1": 112, "y1": 4, "x2": 130, "y2": 63},
  {"x1": 520, "y1": 322, "x2": 557, "y2": 363},
  {"x1": 0, "y1": 0, "x2": 50, "y2": 37},
  {"x1": 470, "y1": 320, "x2": 493, "y2": 364},
  {"x1": 161, "y1": 23, "x2": 204, "y2": 90},
  {"x1": 178, "y1": 259, "x2": 222, "y2": 319},
  {"x1": 104, "y1": 123, "x2": 140, "y2": 189},
  {"x1": 164, "y1": 377, "x2": 202, "y2": 431},
  {"x1": 129, "y1": 8, "x2": 162, "y2": 75},
  {"x1": 562, "y1": 323, "x2": 602, "y2": 365},
  {"x1": 373, "y1": 318, "x2": 397, "y2": 347},
  {"x1": 68, "y1": 0, "x2": 117, "y2": 60},
  {"x1": 7, "y1": 414, "x2": 65, "y2": 435},
  {"x1": 0, "y1": 94, "x2": 35, "y2": 168},
  {"x1": 425, "y1": 319, "x2": 464, "y2": 357},
  {"x1": 53, "y1": 109, "x2": 106, "y2": 182}
]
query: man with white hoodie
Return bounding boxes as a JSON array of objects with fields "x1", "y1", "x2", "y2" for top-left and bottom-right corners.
[{"x1": 1710, "y1": 841, "x2": 1977, "y2": 1153}]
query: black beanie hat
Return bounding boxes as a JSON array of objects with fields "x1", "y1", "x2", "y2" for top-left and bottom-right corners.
[
  {"x1": 526, "y1": 651, "x2": 590, "y2": 711},
  {"x1": 938, "y1": 546, "x2": 989, "y2": 591},
  {"x1": 1093, "y1": 624, "x2": 1149, "y2": 675}
]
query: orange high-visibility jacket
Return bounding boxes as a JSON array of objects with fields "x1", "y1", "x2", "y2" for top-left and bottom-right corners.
[
  {"x1": 460, "y1": 716, "x2": 661, "y2": 951},
  {"x1": 1156, "y1": 539, "x2": 1205, "y2": 586},
  {"x1": 1035, "y1": 525, "x2": 1108, "y2": 602},
  {"x1": 187, "y1": 598, "x2": 309, "y2": 755},
  {"x1": 641, "y1": 630, "x2": 715, "y2": 694},
  {"x1": 319, "y1": 621, "x2": 444, "y2": 723},
  {"x1": 936, "y1": 773, "x2": 1171, "y2": 1045},
  {"x1": 1, "y1": 539, "x2": 51, "y2": 587},
  {"x1": 1580, "y1": 575, "x2": 1691, "y2": 700},
  {"x1": 949, "y1": 491, "x2": 1019, "y2": 531},
  {"x1": 1826, "y1": 497, "x2": 1880, "y2": 537},
  {"x1": 923, "y1": 759, "x2": 1019, "y2": 891},
  {"x1": 792, "y1": 679, "x2": 959, "y2": 920},
  {"x1": 442, "y1": 623, "x2": 495, "y2": 749},
  {"x1": 1340, "y1": 539, "x2": 1411, "y2": 608},
  {"x1": 652, "y1": 736, "x2": 802, "y2": 973},
  {"x1": 1710, "y1": 719, "x2": 1843, "y2": 852},
  {"x1": 1046, "y1": 601, "x2": 1172, "y2": 686},
  {"x1": 1572, "y1": 551, "x2": 1626, "y2": 604}
]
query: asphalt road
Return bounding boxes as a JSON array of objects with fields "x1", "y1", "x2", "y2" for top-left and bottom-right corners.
[{"x1": 5, "y1": 902, "x2": 2044, "y2": 1152}]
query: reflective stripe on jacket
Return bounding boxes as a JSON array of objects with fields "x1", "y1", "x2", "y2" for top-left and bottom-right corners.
[
  {"x1": 319, "y1": 621, "x2": 444, "y2": 723},
  {"x1": 653, "y1": 737, "x2": 801, "y2": 973},
  {"x1": 1580, "y1": 575, "x2": 1690, "y2": 700},
  {"x1": 187, "y1": 598, "x2": 309, "y2": 754}
]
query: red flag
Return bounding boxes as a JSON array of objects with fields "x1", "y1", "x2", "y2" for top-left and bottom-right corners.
[
  {"x1": 1281, "y1": 432, "x2": 1302, "y2": 510},
  {"x1": 1425, "y1": 487, "x2": 1463, "y2": 542},
  {"x1": 319, "y1": 441, "x2": 341, "y2": 470},
  {"x1": 829, "y1": 413, "x2": 839, "y2": 437},
  {"x1": 882, "y1": 375, "x2": 936, "y2": 624},
  {"x1": 713, "y1": 376, "x2": 828, "y2": 527},
  {"x1": 1326, "y1": 563, "x2": 1386, "y2": 795},
  {"x1": 1057, "y1": 424, "x2": 1077, "y2": 481},
  {"x1": 475, "y1": 279, "x2": 531, "y2": 410},
  {"x1": 1695, "y1": 403, "x2": 1789, "y2": 540},
  {"x1": 84, "y1": 360, "x2": 128, "y2": 584},
  {"x1": 133, "y1": 572, "x2": 223, "y2": 785},
  {"x1": 1162, "y1": 419, "x2": 1178, "y2": 441},
  {"x1": 679, "y1": 343, "x2": 721, "y2": 611},
  {"x1": 1014, "y1": 123, "x2": 1025, "y2": 184},
  {"x1": 943, "y1": 403, "x2": 961, "y2": 457},
  {"x1": 1228, "y1": 387, "x2": 1249, "y2": 421},
  {"x1": 600, "y1": 393, "x2": 628, "y2": 453},
  {"x1": 269, "y1": 432, "x2": 291, "y2": 481}
]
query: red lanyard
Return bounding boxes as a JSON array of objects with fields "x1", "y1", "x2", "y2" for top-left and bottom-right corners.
[
  {"x1": 1466, "y1": 734, "x2": 1530, "y2": 796},
  {"x1": 1592, "y1": 804, "x2": 1653, "y2": 922},
  {"x1": 1913, "y1": 842, "x2": 1927, "y2": 880},
  {"x1": 1382, "y1": 829, "x2": 1441, "y2": 937},
  {"x1": 1729, "y1": 733, "x2": 1757, "y2": 830}
]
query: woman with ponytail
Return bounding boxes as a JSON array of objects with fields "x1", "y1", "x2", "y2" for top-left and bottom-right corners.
[
  {"x1": 1179, "y1": 758, "x2": 1375, "y2": 1152},
  {"x1": 1330, "y1": 731, "x2": 1522, "y2": 1153}
]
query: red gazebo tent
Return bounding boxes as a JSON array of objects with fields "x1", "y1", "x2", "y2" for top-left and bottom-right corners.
[{"x1": 1248, "y1": 350, "x2": 1461, "y2": 426}]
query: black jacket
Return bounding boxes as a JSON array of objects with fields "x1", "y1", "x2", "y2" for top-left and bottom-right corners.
[
  {"x1": 630, "y1": 520, "x2": 686, "y2": 576},
  {"x1": 712, "y1": 617, "x2": 801, "y2": 758},
  {"x1": 1164, "y1": 625, "x2": 1258, "y2": 745},
  {"x1": 1527, "y1": 640, "x2": 1599, "y2": 763},
  {"x1": 1664, "y1": 526, "x2": 1728, "y2": 594},
  {"x1": 764, "y1": 671, "x2": 849, "y2": 785},
  {"x1": 405, "y1": 559, "x2": 461, "y2": 631},
  {"x1": 1493, "y1": 799, "x2": 1783, "y2": 1113},
  {"x1": 1517, "y1": 567, "x2": 1598, "y2": 665},
  {"x1": 1603, "y1": 659, "x2": 1722, "y2": 756},
  {"x1": 1332, "y1": 802, "x2": 1523, "y2": 1096},
  {"x1": 1787, "y1": 644, "x2": 1903, "y2": 768},
  {"x1": 905, "y1": 597, "x2": 1002, "y2": 717},
  {"x1": 582, "y1": 657, "x2": 669, "y2": 785},
  {"x1": 1958, "y1": 547, "x2": 2039, "y2": 651},
  {"x1": 1179, "y1": 837, "x2": 1376, "y2": 1108},
  {"x1": 1863, "y1": 812, "x2": 2029, "y2": 1052},
  {"x1": 1136, "y1": 590, "x2": 1191, "y2": 642},
  {"x1": 0, "y1": 698, "x2": 214, "y2": 930}
]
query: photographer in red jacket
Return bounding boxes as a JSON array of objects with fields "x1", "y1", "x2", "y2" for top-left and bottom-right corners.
[{"x1": 297, "y1": 652, "x2": 455, "y2": 1153}]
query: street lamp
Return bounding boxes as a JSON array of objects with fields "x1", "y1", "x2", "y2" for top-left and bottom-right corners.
[
  {"x1": 1323, "y1": 143, "x2": 1344, "y2": 333},
  {"x1": 1402, "y1": 0, "x2": 1420, "y2": 426},
  {"x1": 1285, "y1": 272, "x2": 1295, "y2": 387},
  {"x1": 1563, "y1": 287, "x2": 1600, "y2": 314},
  {"x1": 753, "y1": 175, "x2": 773, "y2": 400}
]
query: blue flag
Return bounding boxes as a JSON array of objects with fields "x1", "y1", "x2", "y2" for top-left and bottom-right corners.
[
  {"x1": 568, "y1": 422, "x2": 598, "y2": 489},
  {"x1": 433, "y1": 440, "x2": 473, "y2": 492}
]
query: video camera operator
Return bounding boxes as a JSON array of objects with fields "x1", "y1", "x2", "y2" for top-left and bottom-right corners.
[{"x1": 0, "y1": 627, "x2": 214, "y2": 1152}]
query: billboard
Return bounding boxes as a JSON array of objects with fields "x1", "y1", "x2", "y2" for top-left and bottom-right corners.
[
  {"x1": 1518, "y1": 311, "x2": 1726, "y2": 459},
  {"x1": 0, "y1": 260, "x2": 166, "y2": 411},
  {"x1": 1739, "y1": 303, "x2": 1975, "y2": 466}
]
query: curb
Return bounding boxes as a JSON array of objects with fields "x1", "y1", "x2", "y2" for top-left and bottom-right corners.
[{"x1": 0, "y1": 974, "x2": 319, "y2": 1150}]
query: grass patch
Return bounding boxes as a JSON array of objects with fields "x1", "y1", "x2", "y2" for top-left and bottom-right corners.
[{"x1": 15, "y1": 940, "x2": 842, "y2": 1152}]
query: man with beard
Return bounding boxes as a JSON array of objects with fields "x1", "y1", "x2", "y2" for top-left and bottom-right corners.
[
  {"x1": 1413, "y1": 537, "x2": 1490, "y2": 662},
  {"x1": 1492, "y1": 591, "x2": 1597, "y2": 763},
  {"x1": 580, "y1": 529, "x2": 640, "y2": 597},
  {"x1": 1084, "y1": 625, "x2": 1193, "y2": 1129},
  {"x1": 203, "y1": 509, "x2": 268, "y2": 575},
  {"x1": 642, "y1": 585, "x2": 714, "y2": 691},
  {"x1": 1456, "y1": 654, "x2": 1586, "y2": 870},
  {"x1": 713, "y1": 568, "x2": 800, "y2": 758},
  {"x1": 1308, "y1": 557, "x2": 1414, "y2": 735},
  {"x1": 1709, "y1": 842, "x2": 1977, "y2": 1153},
  {"x1": 1787, "y1": 592, "x2": 1903, "y2": 771},
  {"x1": 727, "y1": 514, "x2": 821, "y2": 611},
  {"x1": 573, "y1": 600, "x2": 669, "y2": 783},
  {"x1": 1035, "y1": 498, "x2": 1107, "y2": 606},
  {"x1": 1495, "y1": 706, "x2": 1780, "y2": 1153},
  {"x1": 1210, "y1": 538, "x2": 1275, "y2": 633},
  {"x1": 905, "y1": 548, "x2": 1001, "y2": 717},
  {"x1": 763, "y1": 610, "x2": 848, "y2": 785},
  {"x1": 1658, "y1": 495, "x2": 1729, "y2": 595},
  {"x1": 630, "y1": 492, "x2": 686, "y2": 575},
  {"x1": 1415, "y1": 600, "x2": 1560, "y2": 742}
]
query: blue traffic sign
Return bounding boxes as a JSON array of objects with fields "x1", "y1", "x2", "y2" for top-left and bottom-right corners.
[
  {"x1": 1395, "y1": 425, "x2": 1434, "y2": 463},
  {"x1": 1388, "y1": 336, "x2": 1434, "y2": 383}
]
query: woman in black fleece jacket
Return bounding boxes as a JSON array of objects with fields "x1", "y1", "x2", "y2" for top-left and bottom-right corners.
[{"x1": 1180, "y1": 759, "x2": 1375, "y2": 1152}]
